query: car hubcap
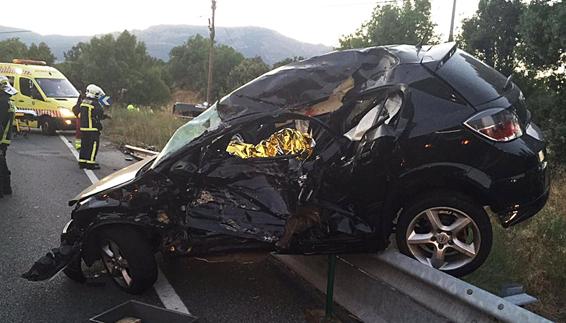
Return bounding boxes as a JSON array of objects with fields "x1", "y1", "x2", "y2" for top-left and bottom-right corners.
[
  {"x1": 100, "y1": 240, "x2": 133, "y2": 288},
  {"x1": 406, "y1": 207, "x2": 481, "y2": 271}
]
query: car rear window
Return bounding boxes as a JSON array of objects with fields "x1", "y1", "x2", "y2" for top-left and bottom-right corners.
[{"x1": 435, "y1": 50, "x2": 508, "y2": 106}]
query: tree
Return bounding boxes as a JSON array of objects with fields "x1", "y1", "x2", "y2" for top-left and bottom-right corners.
[
  {"x1": 458, "y1": 0, "x2": 566, "y2": 162},
  {"x1": 0, "y1": 38, "x2": 28, "y2": 62},
  {"x1": 27, "y1": 42, "x2": 56, "y2": 65},
  {"x1": 58, "y1": 31, "x2": 170, "y2": 106},
  {"x1": 339, "y1": 0, "x2": 436, "y2": 49},
  {"x1": 169, "y1": 34, "x2": 209, "y2": 90},
  {"x1": 272, "y1": 56, "x2": 304, "y2": 69},
  {"x1": 169, "y1": 35, "x2": 244, "y2": 99},
  {"x1": 518, "y1": 0, "x2": 566, "y2": 72},
  {"x1": 515, "y1": 0, "x2": 566, "y2": 161},
  {"x1": 0, "y1": 38, "x2": 56, "y2": 63},
  {"x1": 212, "y1": 44, "x2": 246, "y2": 97},
  {"x1": 459, "y1": 0, "x2": 523, "y2": 76},
  {"x1": 226, "y1": 56, "x2": 270, "y2": 91}
]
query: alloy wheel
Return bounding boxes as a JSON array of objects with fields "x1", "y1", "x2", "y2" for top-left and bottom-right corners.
[
  {"x1": 405, "y1": 207, "x2": 481, "y2": 271},
  {"x1": 100, "y1": 240, "x2": 134, "y2": 288}
]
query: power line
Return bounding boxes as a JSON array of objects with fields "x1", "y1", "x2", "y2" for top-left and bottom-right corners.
[
  {"x1": 0, "y1": 30, "x2": 31, "y2": 35},
  {"x1": 324, "y1": 1, "x2": 396, "y2": 7}
]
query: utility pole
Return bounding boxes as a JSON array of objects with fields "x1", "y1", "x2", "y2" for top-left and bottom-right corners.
[
  {"x1": 206, "y1": 0, "x2": 216, "y2": 104},
  {"x1": 448, "y1": 0, "x2": 457, "y2": 42}
]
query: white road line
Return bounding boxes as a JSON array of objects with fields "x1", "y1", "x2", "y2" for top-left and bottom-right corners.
[
  {"x1": 57, "y1": 134, "x2": 99, "y2": 184},
  {"x1": 155, "y1": 269, "x2": 191, "y2": 314},
  {"x1": 57, "y1": 133, "x2": 191, "y2": 315}
]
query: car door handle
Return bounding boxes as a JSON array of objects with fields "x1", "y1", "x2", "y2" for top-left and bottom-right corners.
[{"x1": 18, "y1": 100, "x2": 24, "y2": 102}]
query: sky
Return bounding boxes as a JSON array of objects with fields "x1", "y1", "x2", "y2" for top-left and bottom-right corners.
[{"x1": 2, "y1": 0, "x2": 480, "y2": 46}]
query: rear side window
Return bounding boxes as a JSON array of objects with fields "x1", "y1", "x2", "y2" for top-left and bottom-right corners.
[{"x1": 435, "y1": 50, "x2": 508, "y2": 106}]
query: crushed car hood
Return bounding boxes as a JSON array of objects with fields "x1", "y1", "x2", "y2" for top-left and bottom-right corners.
[{"x1": 69, "y1": 157, "x2": 153, "y2": 206}]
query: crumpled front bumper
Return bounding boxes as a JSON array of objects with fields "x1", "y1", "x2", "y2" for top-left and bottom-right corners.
[{"x1": 21, "y1": 220, "x2": 84, "y2": 282}]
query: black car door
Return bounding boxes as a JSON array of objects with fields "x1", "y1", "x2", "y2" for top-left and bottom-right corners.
[
  {"x1": 185, "y1": 117, "x2": 306, "y2": 244},
  {"x1": 347, "y1": 88, "x2": 407, "y2": 210}
]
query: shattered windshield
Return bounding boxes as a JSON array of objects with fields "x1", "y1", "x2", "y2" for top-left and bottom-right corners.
[{"x1": 152, "y1": 105, "x2": 222, "y2": 167}]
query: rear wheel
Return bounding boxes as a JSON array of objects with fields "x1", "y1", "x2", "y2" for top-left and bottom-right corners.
[
  {"x1": 40, "y1": 117, "x2": 56, "y2": 135},
  {"x1": 396, "y1": 191, "x2": 492, "y2": 277},
  {"x1": 98, "y1": 226, "x2": 157, "y2": 294}
]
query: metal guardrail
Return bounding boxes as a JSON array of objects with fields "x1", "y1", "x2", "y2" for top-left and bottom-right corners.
[
  {"x1": 174, "y1": 114, "x2": 194, "y2": 120},
  {"x1": 123, "y1": 144, "x2": 158, "y2": 160},
  {"x1": 273, "y1": 251, "x2": 551, "y2": 323}
]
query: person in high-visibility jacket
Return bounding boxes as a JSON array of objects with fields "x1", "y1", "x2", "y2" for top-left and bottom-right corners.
[
  {"x1": 78, "y1": 84, "x2": 109, "y2": 170},
  {"x1": 0, "y1": 75, "x2": 17, "y2": 197},
  {"x1": 72, "y1": 92, "x2": 85, "y2": 150}
]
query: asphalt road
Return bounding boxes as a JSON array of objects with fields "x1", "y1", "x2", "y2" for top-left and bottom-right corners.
[{"x1": 0, "y1": 132, "x2": 335, "y2": 323}]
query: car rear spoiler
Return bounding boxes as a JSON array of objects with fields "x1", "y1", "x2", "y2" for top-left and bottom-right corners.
[{"x1": 420, "y1": 42, "x2": 458, "y2": 72}]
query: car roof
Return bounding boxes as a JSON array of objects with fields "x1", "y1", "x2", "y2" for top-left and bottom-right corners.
[{"x1": 217, "y1": 43, "x2": 456, "y2": 122}]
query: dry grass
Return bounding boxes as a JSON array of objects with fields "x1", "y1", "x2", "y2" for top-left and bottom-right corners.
[
  {"x1": 103, "y1": 106, "x2": 186, "y2": 150},
  {"x1": 465, "y1": 168, "x2": 566, "y2": 321}
]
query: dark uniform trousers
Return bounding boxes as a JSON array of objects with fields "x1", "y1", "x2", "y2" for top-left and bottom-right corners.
[
  {"x1": 79, "y1": 130, "x2": 100, "y2": 165},
  {"x1": 0, "y1": 106, "x2": 14, "y2": 195},
  {"x1": 0, "y1": 145, "x2": 9, "y2": 195},
  {"x1": 78, "y1": 101, "x2": 103, "y2": 165}
]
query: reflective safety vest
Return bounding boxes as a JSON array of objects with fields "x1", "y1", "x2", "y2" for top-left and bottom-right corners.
[{"x1": 79, "y1": 100, "x2": 103, "y2": 132}]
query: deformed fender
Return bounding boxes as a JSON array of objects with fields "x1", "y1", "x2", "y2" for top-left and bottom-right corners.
[{"x1": 382, "y1": 162, "x2": 495, "y2": 226}]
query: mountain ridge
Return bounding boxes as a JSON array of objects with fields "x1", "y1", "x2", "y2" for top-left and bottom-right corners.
[{"x1": 0, "y1": 25, "x2": 333, "y2": 64}]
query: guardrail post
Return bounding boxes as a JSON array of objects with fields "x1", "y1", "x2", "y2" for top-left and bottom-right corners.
[{"x1": 325, "y1": 254, "x2": 337, "y2": 319}]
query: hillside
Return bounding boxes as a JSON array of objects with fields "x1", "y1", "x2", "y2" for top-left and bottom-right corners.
[{"x1": 0, "y1": 25, "x2": 332, "y2": 64}]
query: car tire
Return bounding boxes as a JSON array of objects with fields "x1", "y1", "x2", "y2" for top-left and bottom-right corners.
[
  {"x1": 40, "y1": 117, "x2": 56, "y2": 136},
  {"x1": 97, "y1": 226, "x2": 157, "y2": 294},
  {"x1": 396, "y1": 190, "x2": 492, "y2": 277}
]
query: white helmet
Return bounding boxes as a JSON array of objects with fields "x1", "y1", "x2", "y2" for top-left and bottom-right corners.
[
  {"x1": 85, "y1": 84, "x2": 106, "y2": 99},
  {"x1": 0, "y1": 75, "x2": 17, "y2": 96}
]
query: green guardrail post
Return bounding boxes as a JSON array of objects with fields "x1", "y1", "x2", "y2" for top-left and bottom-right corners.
[{"x1": 325, "y1": 254, "x2": 337, "y2": 319}]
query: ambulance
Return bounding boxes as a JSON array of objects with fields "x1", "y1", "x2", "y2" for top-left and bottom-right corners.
[{"x1": 0, "y1": 59, "x2": 79, "y2": 135}]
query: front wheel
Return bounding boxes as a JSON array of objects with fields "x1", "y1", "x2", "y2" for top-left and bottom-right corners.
[
  {"x1": 98, "y1": 226, "x2": 157, "y2": 294},
  {"x1": 40, "y1": 117, "x2": 56, "y2": 135},
  {"x1": 396, "y1": 191, "x2": 492, "y2": 277}
]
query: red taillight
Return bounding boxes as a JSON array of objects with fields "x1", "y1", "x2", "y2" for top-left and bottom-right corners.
[{"x1": 465, "y1": 108, "x2": 523, "y2": 142}]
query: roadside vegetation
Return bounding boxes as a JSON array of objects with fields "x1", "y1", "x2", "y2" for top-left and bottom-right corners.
[
  {"x1": 465, "y1": 171, "x2": 566, "y2": 321},
  {"x1": 103, "y1": 106, "x2": 185, "y2": 151}
]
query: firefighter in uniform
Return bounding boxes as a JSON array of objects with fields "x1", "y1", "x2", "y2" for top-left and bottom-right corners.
[
  {"x1": 72, "y1": 91, "x2": 84, "y2": 150},
  {"x1": 78, "y1": 84, "x2": 109, "y2": 170},
  {"x1": 0, "y1": 76, "x2": 17, "y2": 198}
]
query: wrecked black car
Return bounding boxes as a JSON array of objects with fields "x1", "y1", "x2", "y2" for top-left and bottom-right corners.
[{"x1": 23, "y1": 43, "x2": 549, "y2": 294}]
